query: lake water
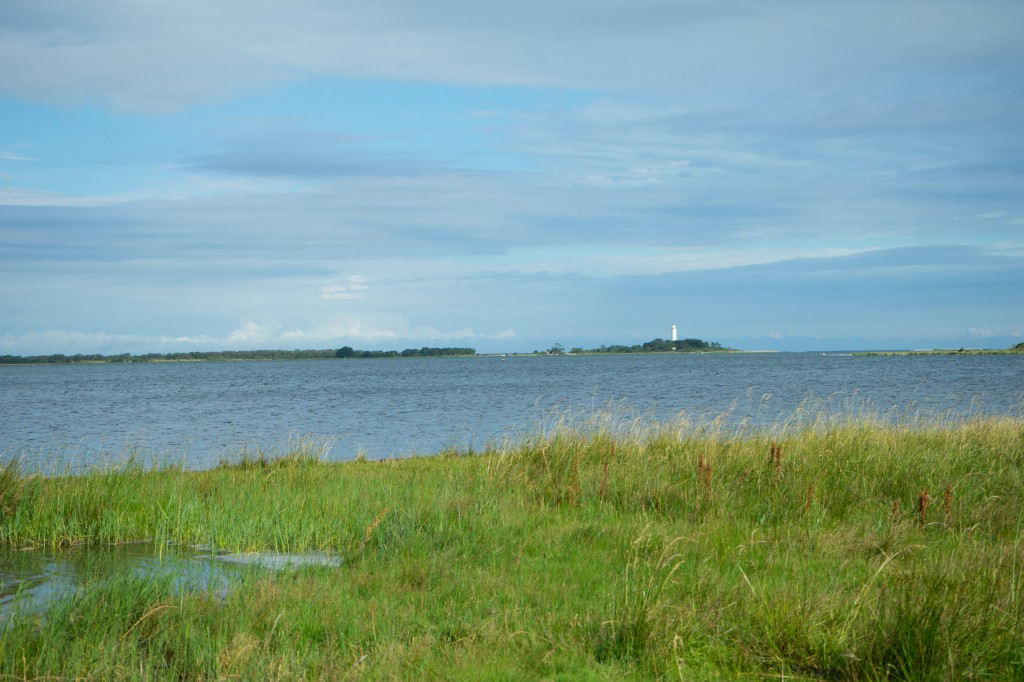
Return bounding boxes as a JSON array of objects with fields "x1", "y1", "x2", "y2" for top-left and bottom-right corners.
[{"x1": 1, "y1": 353, "x2": 1022, "y2": 472}]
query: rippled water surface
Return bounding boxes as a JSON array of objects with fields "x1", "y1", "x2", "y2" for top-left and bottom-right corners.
[{"x1": 1, "y1": 353, "x2": 1021, "y2": 471}]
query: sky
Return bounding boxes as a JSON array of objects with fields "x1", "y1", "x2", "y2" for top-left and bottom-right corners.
[{"x1": 1, "y1": 0, "x2": 1022, "y2": 355}]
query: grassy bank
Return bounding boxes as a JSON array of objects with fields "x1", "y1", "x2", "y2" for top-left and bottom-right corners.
[{"x1": 1, "y1": 412, "x2": 1023, "y2": 680}]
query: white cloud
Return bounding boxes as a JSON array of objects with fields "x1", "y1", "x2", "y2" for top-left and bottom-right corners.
[
  {"x1": 0, "y1": 329, "x2": 115, "y2": 352},
  {"x1": 0, "y1": 329, "x2": 215, "y2": 354},
  {"x1": 0, "y1": 187, "x2": 126, "y2": 206},
  {"x1": 320, "y1": 275, "x2": 370, "y2": 300},
  {"x1": 279, "y1": 320, "x2": 397, "y2": 342},
  {"x1": 283, "y1": 318, "x2": 515, "y2": 344},
  {"x1": 968, "y1": 327, "x2": 995, "y2": 338},
  {"x1": 0, "y1": 317, "x2": 518, "y2": 355},
  {"x1": 0, "y1": 151, "x2": 34, "y2": 161},
  {"x1": 226, "y1": 319, "x2": 282, "y2": 345},
  {"x1": 0, "y1": 1, "x2": 1020, "y2": 113}
]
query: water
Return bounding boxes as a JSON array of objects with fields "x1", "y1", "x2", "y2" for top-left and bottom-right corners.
[
  {"x1": 1, "y1": 353, "x2": 1022, "y2": 472},
  {"x1": 0, "y1": 543, "x2": 340, "y2": 625}
]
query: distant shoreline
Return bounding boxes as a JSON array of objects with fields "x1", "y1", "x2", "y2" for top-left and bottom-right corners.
[
  {"x1": 0, "y1": 349, "x2": 739, "y2": 366},
  {"x1": 852, "y1": 348, "x2": 1023, "y2": 356},
  {"x1": 0, "y1": 346, "x2": 477, "y2": 366},
  {"x1": 3, "y1": 345, "x2": 1021, "y2": 366},
  {"x1": 1, "y1": 337, "x2": 731, "y2": 365}
]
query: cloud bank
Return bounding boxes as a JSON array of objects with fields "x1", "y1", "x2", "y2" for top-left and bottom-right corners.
[{"x1": 1, "y1": 1, "x2": 1022, "y2": 353}]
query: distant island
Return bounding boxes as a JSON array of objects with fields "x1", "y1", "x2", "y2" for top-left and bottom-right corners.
[
  {"x1": 536, "y1": 338, "x2": 730, "y2": 355},
  {"x1": 5, "y1": 338, "x2": 1015, "y2": 365},
  {"x1": 0, "y1": 346, "x2": 477, "y2": 365},
  {"x1": 853, "y1": 343, "x2": 1024, "y2": 356},
  {"x1": 0, "y1": 338, "x2": 729, "y2": 365}
]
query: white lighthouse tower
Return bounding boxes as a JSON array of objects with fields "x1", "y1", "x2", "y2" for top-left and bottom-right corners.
[{"x1": 671, "y1": 324, "x2": 677, "y2": 342}]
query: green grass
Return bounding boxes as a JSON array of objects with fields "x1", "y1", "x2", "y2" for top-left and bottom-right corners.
[{"x1": 1, "y1": 410, "x2": 1023, "y2": 680}]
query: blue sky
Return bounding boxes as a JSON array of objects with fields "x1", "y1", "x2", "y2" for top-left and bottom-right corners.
[{"x1": 1, "y1": 0, "x2": 1022, "y2": 354}]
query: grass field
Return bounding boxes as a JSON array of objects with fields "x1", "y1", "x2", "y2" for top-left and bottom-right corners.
[{"x1": 1, "y1": 409, "x2": 1022, "y2": 680}]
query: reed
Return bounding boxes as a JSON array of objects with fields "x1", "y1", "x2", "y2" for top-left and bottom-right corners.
[
  {"x1": 698, "y1": 452, "x2": 712, "y2": 506},
  {"x1": 918, "y1": 487, "x2": 931, "y2": 527},
  {"x1": 1, "y1": 409, "x2": 1022, "y2": 680}
]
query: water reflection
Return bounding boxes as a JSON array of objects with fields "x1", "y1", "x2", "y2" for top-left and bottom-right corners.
[{"x1": 0, "y1": 543, "x2": 341, "y2": 624}]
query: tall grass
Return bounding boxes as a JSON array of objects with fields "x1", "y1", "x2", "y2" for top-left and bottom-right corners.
[{"x1": 1, "y1": 409, "x2": 1022, "y2": 679}]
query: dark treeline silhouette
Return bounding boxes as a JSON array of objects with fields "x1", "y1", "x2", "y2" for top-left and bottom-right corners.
[
  {"x1": 541, "y1": 338, "x2": 727, "y2": 355},
  {"x1": 335, "y1": 346, "x2": 476, "y2": 359},
  {"x1": 542, "y1": 338, "x2": 726, "y2": 355},
  {"x1": 1, "y1": 347, "x2": 477, "y2": 365},
  {"x1": 592, "y1": 338, "x2": 724, "y2": 353}
]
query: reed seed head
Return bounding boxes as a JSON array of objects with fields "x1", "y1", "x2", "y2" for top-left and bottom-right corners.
[{"x1": 917, "y1": 488, "x2": 930, "y2": 527}]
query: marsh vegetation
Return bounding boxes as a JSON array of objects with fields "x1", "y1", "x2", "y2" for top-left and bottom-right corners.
[{"x1": 1, "y1": 409, "x2": 1022, "y2": 679}]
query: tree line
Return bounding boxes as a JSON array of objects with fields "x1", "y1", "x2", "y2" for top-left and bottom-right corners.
[
  {"x1": 540, "y1": 338, "x2": 726, "y2": 355},
  {"x1": 602, "y1": 338, "x2": 725, "y2": 353},
  {"x1": 0, "y1": 347, "x2": 477, "y2": 365},
  {"x1": 334, "y1": 346, "x2": 477, "y2": 359}
]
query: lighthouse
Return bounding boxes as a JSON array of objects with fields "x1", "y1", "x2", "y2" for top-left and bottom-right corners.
[{"x1": 671, "y1": 324, "x2": 677, "y2": 342}]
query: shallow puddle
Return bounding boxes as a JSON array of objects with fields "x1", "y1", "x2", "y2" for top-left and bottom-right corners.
[
  {"x1": 207, "y1": 551, "x2": 342, "y2": 570},
  {"x1": 0, "y1": 543, "x2": 341, "y2": 623}
]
